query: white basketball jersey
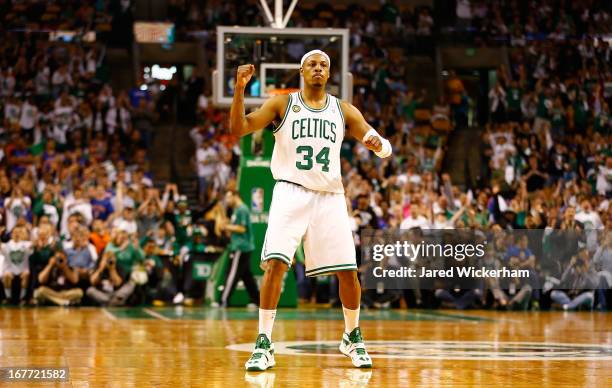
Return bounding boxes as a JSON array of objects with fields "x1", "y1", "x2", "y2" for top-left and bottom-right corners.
[{"x1": 271, "y1": 92, "x2": 345, "y2": 193}]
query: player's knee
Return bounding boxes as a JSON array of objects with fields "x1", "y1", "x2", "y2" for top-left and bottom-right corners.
[
  {"x1": 336, "y1": 270, "x2": 358, "y2": 284},
  {"x1": 265, "y1": 259, "x2": 289, "y2": 277}
]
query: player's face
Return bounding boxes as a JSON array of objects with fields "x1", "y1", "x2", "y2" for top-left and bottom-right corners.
[{"x1": 300, "y1": 54, "x2": 330, "y2": 88}]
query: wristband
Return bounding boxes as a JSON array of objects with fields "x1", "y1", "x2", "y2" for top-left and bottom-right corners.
[
  {"x1": 362, "y1": 128, "x2": 392, "y2": 158},
  {"x1": 376, "y1": 137, "x2": 392, "y2": 158},
  {"x1": 362, "y1": 128, "x2": 378, "y2": 143}
]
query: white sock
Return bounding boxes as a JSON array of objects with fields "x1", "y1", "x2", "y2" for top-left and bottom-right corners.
[
  {"x1": 258, "y1": 309, "x2": 276, "y2": 340},
  {"x1": 19, "y1": 287, "x2": 26, "y2": 300},
  {"x1": 342, "y1": 306, "x2": 360, "y2": 334},
  {"x1": 4, "y1": 286, "x2": 11, "y2": 299}
]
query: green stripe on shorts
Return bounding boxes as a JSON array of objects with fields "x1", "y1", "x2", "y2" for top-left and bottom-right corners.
[
  {"x1": 305, "y1": 263, "x2": 357, "y2": 276},
  {"x1": 263, "y1": 252, "x2": 292, "y2": 265}
]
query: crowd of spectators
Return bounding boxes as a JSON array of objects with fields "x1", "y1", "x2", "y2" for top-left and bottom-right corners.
[
  {"x1": 452, "y1": 0, "x2": 610, "y2": 46},
  {"x1": 0, "y1": 1, "x2": 110, "y2": 31},
  {"x1": 0, "y1": 0, "x2": 134, "y2": 46},
  {"x1": 0, "y1": 26, "x2": 228, "y2": 307},
  {"x1": 0, "y1": 1, "x2": 200, "y2": 307},
  {"x1": 353, "y1": 1, "x2": 610, "y2": 310}
]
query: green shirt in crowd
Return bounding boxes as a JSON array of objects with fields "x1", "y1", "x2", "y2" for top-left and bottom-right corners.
[
  {"x1": 30, "y1": 245, "x2": 56, "y2": 269},
  {"x1": 174, "y1": 238, "x2": 206, "y2": 260},
  {"x1": 229, "y1": 204, "x2": 254, "y2": 252},
  {"x1": 536, "y1": 93, "x2": 550, "y2": 119},
  {"x1": 174, "y1": 210, "x2": 192, "y2": 245},
  {"x1": 402, "y1": 99, "x2": 417, "y2": 121},
  {"x1": 506, "y1": 87, "x2": 522, "y2": 111},
  {"x1": 104, "y1": 242, "x2": 144, "y2": 276},
  {"x1": 381, "y1": 2, "x2": 399, "y2": 24},
  {"x1": 574, "y1": 101, "x2": 588, "y2": 128},
  {"x1": 145, "y1": 252, "x2": 163, "y2": 268},
  {"x1": 594, "y1": 111, "x2": 609, "y2": 134},
  {"x1": 32, "y1": 197, "x2": 60, "y2": 225},
  {"x1": 551, "y1": 107, "x2": 566, "y2": 129}
]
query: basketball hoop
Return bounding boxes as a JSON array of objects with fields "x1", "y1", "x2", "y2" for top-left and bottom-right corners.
[{"x1": 214, "y1": 27, "x2": 351, "y2": 108}]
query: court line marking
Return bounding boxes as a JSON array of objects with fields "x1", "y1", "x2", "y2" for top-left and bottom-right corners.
[
  {"x1": 421, "y1": 311, "x2": 524, "y2": 323},
  {"x1": 102, "y1": 308, "x2": 118, "y2": 321},
  {"x1": 227, "y1": 340, "x2": 612, "y2": 361},
  {"x1": 411, "y1": 310, "x2": 501, "y2": 322},
  {"x1": 143, "y1": 308, "x2": 171, "y2": 321}
]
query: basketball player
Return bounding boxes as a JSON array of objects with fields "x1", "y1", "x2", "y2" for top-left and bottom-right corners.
[{"x1": 229, "y1": 50, "x2": 392, "y2": 371}]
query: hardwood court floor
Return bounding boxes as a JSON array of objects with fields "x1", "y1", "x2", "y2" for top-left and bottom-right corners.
[{"x1": 0, "y1": 306, "x2": 610, "y2": 387}]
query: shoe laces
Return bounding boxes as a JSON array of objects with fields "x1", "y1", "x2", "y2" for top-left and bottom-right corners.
[
  {"x1": 348, "y1": 327, "x2": 364, "y2": 344},
  {"x1": 255, "y1": 334, "x2": 271, "y2": 350}
]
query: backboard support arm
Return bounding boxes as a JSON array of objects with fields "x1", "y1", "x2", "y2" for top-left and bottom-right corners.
[{"x1": 260, "y1": 0, "x2": 299, "y2": 28}]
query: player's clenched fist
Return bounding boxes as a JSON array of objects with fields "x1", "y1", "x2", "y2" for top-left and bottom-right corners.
[
  {"x1": 364, "y1": 134, "x2": 382, "y2": 153},
  {"x1": 236, "y1": 64, "x2": 255, "y2": 89}
]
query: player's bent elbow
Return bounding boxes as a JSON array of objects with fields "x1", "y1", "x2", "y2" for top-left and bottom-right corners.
[
  {"x1": 231, "y1": 117, "x2": 261, "y2": 137},
  {"x1": 229, "y1": 123, "x2": 249, "y2": 137}
]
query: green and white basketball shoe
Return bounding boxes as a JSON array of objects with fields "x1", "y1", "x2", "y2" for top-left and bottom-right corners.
[
  {"x1": 339, "y1": 327, "x2": 373, "y2": 368},
  {"x1": 245, "y1": 334, "x2": 276, "y2": 371}
]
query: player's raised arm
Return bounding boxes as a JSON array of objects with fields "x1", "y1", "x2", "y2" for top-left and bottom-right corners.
[
  {"x1": 229, "y1": 64, "x2": 286, "y2": 137},
  {"x1": 341, "y1": 101, "x2": 392, "y2": 158}
]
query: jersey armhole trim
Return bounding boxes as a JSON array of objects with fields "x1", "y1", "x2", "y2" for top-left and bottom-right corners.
[
  {"x1": 273, "y1": 94, "x2": 292, "y2": 134},
  {"x1": 336, "y1": 98, "x2": 346, "y2": 135}
]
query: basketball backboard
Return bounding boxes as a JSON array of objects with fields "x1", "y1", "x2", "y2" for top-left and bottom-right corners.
[{"x1": 214, "y1": 26, "x2": 351, "y2": 108}]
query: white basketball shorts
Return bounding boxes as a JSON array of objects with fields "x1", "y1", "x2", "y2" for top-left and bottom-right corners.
[
  {"x1": 261, "y1": 181, "x2": 357, "y2": 276},
  {"x1": 2, "y1": 259, "x2": 29, "y2": 275}
]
